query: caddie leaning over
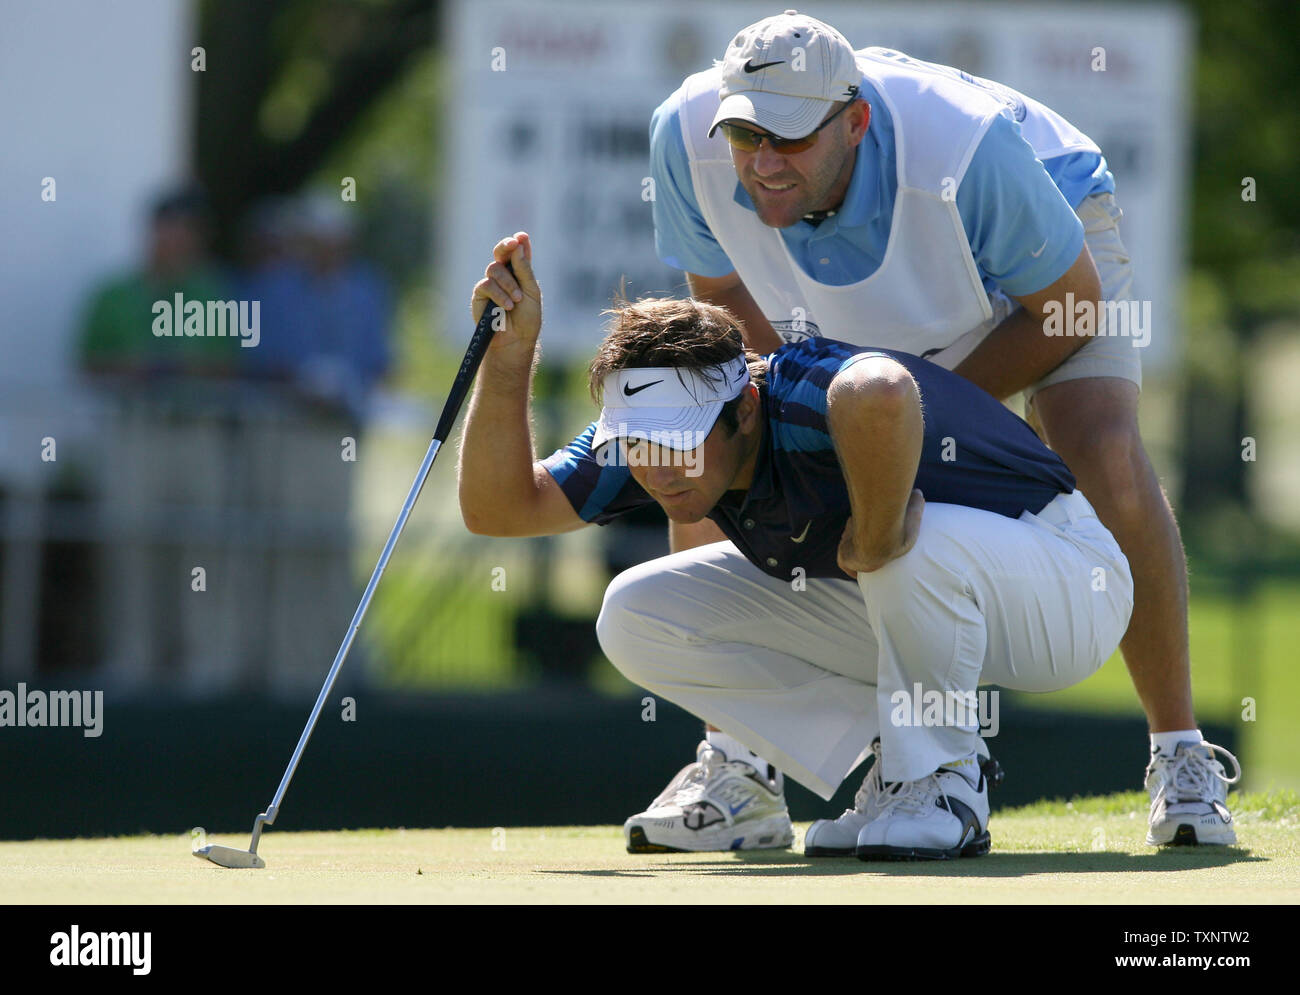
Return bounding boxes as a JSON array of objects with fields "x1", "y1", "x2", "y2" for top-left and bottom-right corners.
[{"x1": 634, "y1": 9, "x2": 1240, "y2": 852}]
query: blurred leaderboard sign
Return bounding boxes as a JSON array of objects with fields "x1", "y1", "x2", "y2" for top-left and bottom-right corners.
[{"x1": 445, "y1": 1, "x2": 1190, "y2": 369}]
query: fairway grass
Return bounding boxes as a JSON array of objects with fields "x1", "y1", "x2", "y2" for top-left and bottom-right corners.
[{"x1": 1, "y1": 792, "x2": 1295, "y2": 904}]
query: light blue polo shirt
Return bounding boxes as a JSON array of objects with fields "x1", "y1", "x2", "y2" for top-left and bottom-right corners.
[{"x1": 650, "y1": 73, "x2": 1115, "y2": 299}]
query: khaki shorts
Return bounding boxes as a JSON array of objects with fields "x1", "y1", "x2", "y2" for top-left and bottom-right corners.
[{"x1": 1024, "y1": 191, "x2": 1143, "y2": 400}]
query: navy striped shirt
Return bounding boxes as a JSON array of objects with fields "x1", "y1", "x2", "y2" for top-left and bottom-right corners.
[{"x1": 542, "y1": 337, "x2": 1075, "y2": 579}]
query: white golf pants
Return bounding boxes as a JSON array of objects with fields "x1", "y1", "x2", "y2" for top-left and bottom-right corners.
[{"x1": 595, "y1": 490, "x2": 1133, "y2": 800}]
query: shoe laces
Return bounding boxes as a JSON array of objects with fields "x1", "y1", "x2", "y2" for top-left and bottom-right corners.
[
  {"x1": 667, "y1": 747, "x2": 728, "y2": 807},
  {"x1": 649, "y1": 754, "x2": 707, "y2": 809},
  {"x1": 1151, "y1": 741, "x2": 1242, "y2": 808},
  {"x1": 877, "y1": 772, "x2": 945, "y2": 819},
  {"x1": 851, "y1": 739, "x2": 885, "y2": 814}
]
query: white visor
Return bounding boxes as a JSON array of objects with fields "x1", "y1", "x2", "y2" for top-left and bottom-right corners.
[{"x1": 592, "y1": 356, "x2": 751, "y2": 454}]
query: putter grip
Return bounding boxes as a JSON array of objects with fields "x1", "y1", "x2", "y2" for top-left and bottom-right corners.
[{"x1": 433, "y1": 262, "x2": 513, "y2": 443}]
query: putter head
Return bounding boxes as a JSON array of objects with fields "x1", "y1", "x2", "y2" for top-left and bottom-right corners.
[{"x1": 194, "y1": 844, "x2": 266, "y2": 869}]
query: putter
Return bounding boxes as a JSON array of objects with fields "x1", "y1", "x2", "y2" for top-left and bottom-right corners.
[{"x1": 194, "y1": 273, "x2": 509, "y2": 869}]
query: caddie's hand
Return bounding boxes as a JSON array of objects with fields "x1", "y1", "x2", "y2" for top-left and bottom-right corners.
[
  {"x1": 471, "y1": 232, "x2": 542, "y2": 352},
  {"x1": 837, "y1": 488, "x2": 925, "y2": 576}
]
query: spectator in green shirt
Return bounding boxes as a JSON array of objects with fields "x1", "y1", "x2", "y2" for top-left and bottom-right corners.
[{"x1": 79, "y1": 187, "x2": 240, "y2": 378}]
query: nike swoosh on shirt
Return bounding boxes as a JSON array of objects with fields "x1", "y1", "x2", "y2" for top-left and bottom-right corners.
[
  {"x1": 790, "y1": 521, "x2": 812, "y2": 543},
  {"x1": 1029, "y1": 238, "x2": 1050, "y2": 258},
  {"x1": 623, "y1": 379, "x2": 663, "y2": 397}
]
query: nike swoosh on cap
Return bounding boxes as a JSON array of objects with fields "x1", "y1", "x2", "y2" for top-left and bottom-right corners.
[
  {"x1": 623, "y1": 379, "x2": 663, "y2": 397},
  {"x1": 743, "y1": 59, "x2": 785, "y2": 72}
]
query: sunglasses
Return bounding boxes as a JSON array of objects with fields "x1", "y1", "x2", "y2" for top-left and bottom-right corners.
[{"x1": 718, "y1": 87, "x2": 859, "y2": 155}]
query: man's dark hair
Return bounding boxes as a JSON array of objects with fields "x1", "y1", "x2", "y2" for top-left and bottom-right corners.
[
  {"x1": 150, "y1": 185, "x2": 209, "y2": 223},
  {"x1": 589, "y1": 296, "x2": 767, "y2": 435}
]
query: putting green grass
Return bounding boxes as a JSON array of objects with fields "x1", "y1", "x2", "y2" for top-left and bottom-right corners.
[{"x1": 1, "y1": 791, "x2": 1296, "y2": 905}]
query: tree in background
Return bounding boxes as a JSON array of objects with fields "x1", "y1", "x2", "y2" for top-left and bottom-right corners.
[
  {"x1": 193, "y1": 0, "x2": 436, "y2": 259},
  {"x1": 1181, "y1": 0, "x2": 1300, "y2": 550}
]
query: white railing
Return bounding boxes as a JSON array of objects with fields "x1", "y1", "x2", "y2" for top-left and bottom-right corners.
[{"x1": 0, "y1": 380, "x2": 608, "y2": 696}]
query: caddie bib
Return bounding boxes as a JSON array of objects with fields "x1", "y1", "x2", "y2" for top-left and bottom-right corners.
[{"x1": 677, "y1": 47, "x2": 1101, "y2": 368}]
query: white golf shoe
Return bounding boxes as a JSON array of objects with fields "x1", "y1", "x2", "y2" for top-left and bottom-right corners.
[
  {"x1": 855, "y1": 756, "x2": 991, "y2": 861},
  {"x1": 1145, "y1": 740, "x2": 1241, "y2": 846},
  {"x1": 624, "y1": 741, "x2": 793, "y2": 853},
  {"x1": 806, "y1": 739, "x2": 1004, "y2": 857},
  {"x1": 804, "y1": 738, "x2": 888, "y2": 857}
]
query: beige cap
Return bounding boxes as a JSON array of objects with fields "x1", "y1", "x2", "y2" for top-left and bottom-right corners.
[{"x1": 709, "y1": 10, "x2": 860, "y2": 139}]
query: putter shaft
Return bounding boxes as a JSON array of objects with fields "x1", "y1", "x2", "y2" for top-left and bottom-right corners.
[
  {"x1": 208, "y1": 283, "x2": 505, "y2": 865},
  {"x1": 251, "y1": 437, "x2": 443, "y2": 854}
]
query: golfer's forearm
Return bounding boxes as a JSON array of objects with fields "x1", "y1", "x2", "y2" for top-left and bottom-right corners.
[
  {"x1": 955, "y1": 245, "x2": 1103, "y2": 401},
  {"x1": 952, "y1": 305, "x2": 1089, "y2": 401},
  {"x1": 457, "y1": 346, "x2": 543, "y2": 533},
  {"x1": 827, "y1": 363, "x2": 923, "y2": 565}
]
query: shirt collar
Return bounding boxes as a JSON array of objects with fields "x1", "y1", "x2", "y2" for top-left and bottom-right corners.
[
  {"x1": 709, "y1": 385, "x2": 775, "y2": 515},
  {"x1": 833, "y1": 137, "x2": 878, "y2": 228},
  {"x1": 740, "y1": 388, "x2": 775, "y2": 507}
]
